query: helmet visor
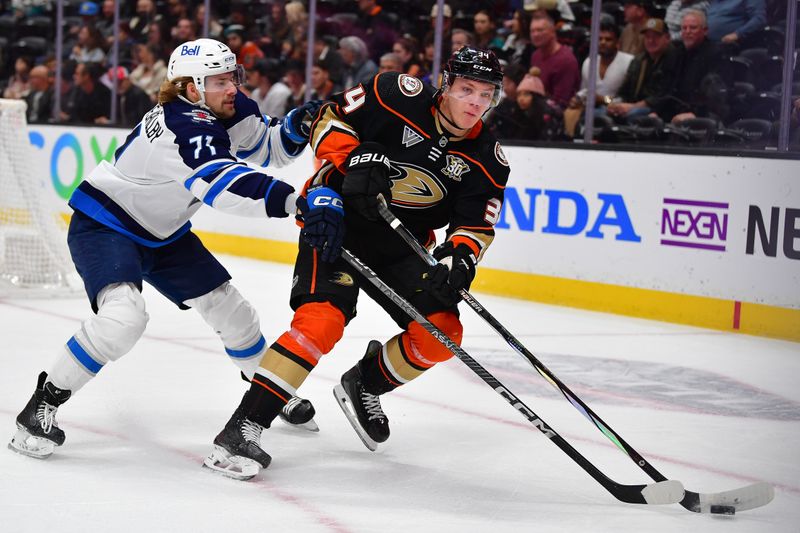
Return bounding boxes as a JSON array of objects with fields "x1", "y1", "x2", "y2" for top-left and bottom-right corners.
[
  {"x1": 446, "y1": 73, "x2": 502, "y2": 108},
  {"x1": 203, "y1": 64, "x2": 245, "y2": 93}
]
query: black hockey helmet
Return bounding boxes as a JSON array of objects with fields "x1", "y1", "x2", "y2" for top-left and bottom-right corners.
[{"x1": 442, "y1": 46, "x2": 504, "y2": 107}]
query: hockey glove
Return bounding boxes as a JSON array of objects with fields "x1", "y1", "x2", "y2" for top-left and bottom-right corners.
[
  {"x1": 296, "y1": 185, "x2": 345, "y2": 263},
  {"x1": 422, "y1": 242, "x2": 477, "y2": 306},
  {"x1": 283, "y1": 100, "x2": 324, "y2": 143},
  {"x1": 341, "y1": 142, "x2": 393, "y2": 221}
]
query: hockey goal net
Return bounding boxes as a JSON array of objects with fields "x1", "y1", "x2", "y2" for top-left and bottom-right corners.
[{"x1": 0, "y1": 98, "x2": 80, "y2": 297}]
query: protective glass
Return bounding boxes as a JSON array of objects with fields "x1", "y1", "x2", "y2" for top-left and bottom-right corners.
[{"x1": 203, "y1": 65, "x2": 245, "y2": 93}]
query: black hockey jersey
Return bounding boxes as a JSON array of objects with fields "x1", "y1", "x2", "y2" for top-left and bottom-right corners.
[{"x1": 308, "y1": 71, "x2": 510, "y2": 264}]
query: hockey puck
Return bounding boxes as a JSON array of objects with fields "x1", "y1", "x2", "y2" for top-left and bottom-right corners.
[{"x1": 709, "y1": 505, "x2": 736, "y2": 515}]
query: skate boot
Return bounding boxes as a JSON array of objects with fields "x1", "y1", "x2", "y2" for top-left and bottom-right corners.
[
  {"x1": 9, "y1": 371, "x2": 71, "y2": 459},
  {"x1": 333, "y1": 341, "x2": 390, "y2": 451},
  {"x1": 204, "y1": 413, "x2": 272, "y2": 481},
  {"x1": 278, "y1": 396, "x2": 319, "y2": 432}
]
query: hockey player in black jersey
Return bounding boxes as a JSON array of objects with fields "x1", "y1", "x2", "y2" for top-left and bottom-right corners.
[
  {"x1": 8, "y1": 39, "x2": 345, "y2": 462},
  {"x1": 205, "y1": 46, "x2": 510, "y2": 478}
]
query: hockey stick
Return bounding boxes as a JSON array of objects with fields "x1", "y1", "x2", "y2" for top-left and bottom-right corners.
[
  {"x1": 377, "y1": 201, "x2": 775, "y2": 514},
  {"x1": 339, "y1": 247, "x2": 683, "y2": 506}
]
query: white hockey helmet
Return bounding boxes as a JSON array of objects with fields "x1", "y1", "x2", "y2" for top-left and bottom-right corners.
[{"x1": 167, "y1": 38, "x2": 243, "y2": 104}]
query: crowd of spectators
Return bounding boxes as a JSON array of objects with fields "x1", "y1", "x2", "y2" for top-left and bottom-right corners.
[{"x1": 0, "y1": 0, "x2": 798, "y2": 148}]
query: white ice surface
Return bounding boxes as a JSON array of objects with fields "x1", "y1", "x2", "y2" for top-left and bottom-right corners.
[{"x1": 1, "y1": 256, "x2": 798, "y2": 533}]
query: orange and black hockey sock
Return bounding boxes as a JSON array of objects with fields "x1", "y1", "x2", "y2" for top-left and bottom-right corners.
[{"x1": 239, "y1": 302, "x2": 346, "y2": 426}]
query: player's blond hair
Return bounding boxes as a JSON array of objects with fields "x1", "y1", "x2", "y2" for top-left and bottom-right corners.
[{"x1": 157, "y1": 76, "x2": 194, "y2": 104}]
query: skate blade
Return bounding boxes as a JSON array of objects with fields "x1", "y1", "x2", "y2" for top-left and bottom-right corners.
[
  {"x1": 278, "y1": 414, "x2": 320, "y2": 432},
  {"x1": 8, "y1": 428, "x2": 56, "y2": 459},
  {"x1": 202, "y1": 445, "x2": 262, "y2": 481},
  {"x1": 333, "y1": 384, "x2": 378, "y2": 452}
]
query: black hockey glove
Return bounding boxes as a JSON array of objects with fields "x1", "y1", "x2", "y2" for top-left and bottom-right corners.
[
  {"x1": 422, "y1": 242, "x2": 477, "y2": 306},
  {"x1": 341, "y1": 142, "x2": 392, "y2": 221},
  {"x1": 296, "y1": 185, "x2": 345, "y2": 263},
  {"x1": 283, "y1": 100, "x2": 324, "y2": 143}
]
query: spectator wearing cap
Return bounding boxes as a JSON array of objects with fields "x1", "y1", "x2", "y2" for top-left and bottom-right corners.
[
  {"x1": 25, "y1": 65, "x2": 54, "y2": 123},
  {"x1": 129, "y1": 43, "x2": 167, "y2": 103},
  {"x1": 424, "y1": 3, "x2": 453, "y2": 56},
  {"x1": 706, "y1": 0, "x2": 766, "y2": 43},
  {"x1": 666, "y1": 10, "x2": 732, "y2": 123},
  {"x1": 620, "y1": 0, "x2": 649, "y2": 56},
  {"x1": 339, "y1": 35, "x2": 378, "y2": 89},
  {"x1": 485, "y1": 62, "x2": 525, "y2": 131},
  {"x1": 529, "y1": 15, "x2": 580, "y2": 110},
  {"x1": 310, "y1": 61, "x2": 336, "y2": 101},
  {"x1": 62, "y1": 62, "x2": 112, "y2": 124},
  {"x1": 607, "y1": 18, "x2": 680, "y2": 120},
  {"x1": 79, "y1": 1, "x2": 100, "y2": 20},
  {"x1": 248, "y1": 59, "x2": 292, "y2": 118},
  {"x1": 354, "y1": 0, "x2": 399, "y2": 62},
  {"x1": 96, "y1": 67, "x2": 152, "y2": 127},
  {"x1": 225, "y1": 24, "x2": 265, "y2": 71},
  {"x1": 664, "y1": 0, "x2": 709, "y2": 40},
  {"x1": 70, "y1": 25, "x2": 106, "y2": 64},
  {"x1": 491, "y1": 69, "x2": 561, "y2": 140}
]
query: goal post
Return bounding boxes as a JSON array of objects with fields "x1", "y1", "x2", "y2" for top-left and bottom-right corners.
[{"x1": 0, "y1": 98, "x2": 81, "y2": 297}]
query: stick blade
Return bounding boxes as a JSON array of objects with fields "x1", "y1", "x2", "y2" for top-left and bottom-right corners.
[
  {"x1": 640, "y1": 480, "x2": 686, "y2": 505},
  {"x1": 681, "y1": 482, "x2": 775, "y2": 513}
]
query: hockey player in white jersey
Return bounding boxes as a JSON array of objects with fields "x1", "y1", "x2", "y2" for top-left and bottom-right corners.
[{"x1": 8, "y1": 39, "x2": 345, "y2": 460}]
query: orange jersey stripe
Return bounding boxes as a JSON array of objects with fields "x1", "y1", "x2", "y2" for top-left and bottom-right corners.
[
  {"x1": 448, "y1": 150, "x2": 505, "y2": 190},
  {"x1": 373, "y1": 74, "x2": 431, "y2": 139},
  {"x1": 450, "y1": 235, "x2": 481, "y2": 257},
  {"x1": 310, "y1": 248, "x2": 318, "y2": 294}
]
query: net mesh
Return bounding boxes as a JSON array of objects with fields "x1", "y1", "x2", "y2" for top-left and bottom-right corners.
[{"x1": 0, "y1": 98, "x2": 81, "y2": 297}]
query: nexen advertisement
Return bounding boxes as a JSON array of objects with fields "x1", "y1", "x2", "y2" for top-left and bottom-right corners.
[
  {"x1": 485, "y1": 147, "x2": 798, "y2": 309},
  {"x1": 28, "y1": 126, "x2": 799, "y2": 310}
]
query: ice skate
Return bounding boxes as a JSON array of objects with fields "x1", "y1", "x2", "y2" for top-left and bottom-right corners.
[
  {"x1": 278, "y1": 396, "x2": 319, "y2": 432},
  {"x1": 203, "y1": 415, "x2": 271, "y2": 481},
  {"x1": 9, "y1": 372, "x2": 71, "y2": 459},
  {"x1": 333, "y1": 341, "x2": 390, "y2": 451}
]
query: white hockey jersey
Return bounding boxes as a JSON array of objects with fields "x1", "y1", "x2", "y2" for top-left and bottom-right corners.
[{"x1": 69, "y1": 91, "x2": 303, "y2": 246}]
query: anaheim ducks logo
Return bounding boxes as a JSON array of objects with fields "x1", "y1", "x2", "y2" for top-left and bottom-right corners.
[
  {"x1": 389, "y1": 163, "x2": 446, "y2": 208},
  {"x1": 330, "y1": 271, "x2": 354, "y2": 286}
]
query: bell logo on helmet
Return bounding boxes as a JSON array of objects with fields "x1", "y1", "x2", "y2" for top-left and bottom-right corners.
[{"x1": 180, "y1": 45, "x2": 201, "y2": 56}]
